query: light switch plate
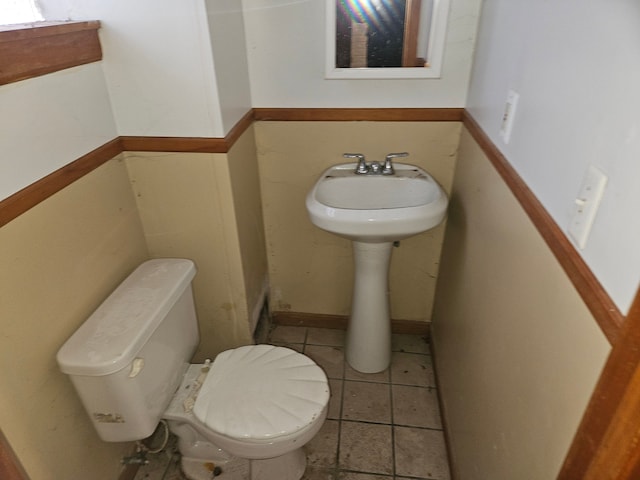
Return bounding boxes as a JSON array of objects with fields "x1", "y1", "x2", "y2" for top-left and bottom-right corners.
[{"x1": 568, "y1": 165, "x2": 607, "y2": 249}]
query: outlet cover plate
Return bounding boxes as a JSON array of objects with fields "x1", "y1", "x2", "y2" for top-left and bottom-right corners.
[{"x1": 499, "y1": 90, "x2": 519, "y2": 144}]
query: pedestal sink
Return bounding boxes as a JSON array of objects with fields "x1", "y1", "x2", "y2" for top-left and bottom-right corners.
[{"x1": 306, "y1": 159, "x2": 448, "y2": 373}]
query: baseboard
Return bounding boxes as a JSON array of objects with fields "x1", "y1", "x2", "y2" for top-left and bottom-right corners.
[
  {"x1": 249, "y1": 277, "x2": 270, "y2": 335},
  {"x1": 429, "y1": 330, "x2": 458, "y2": 480},
  {"x1": 272, "y1": 311, "x2": 430, "y2": 335}
]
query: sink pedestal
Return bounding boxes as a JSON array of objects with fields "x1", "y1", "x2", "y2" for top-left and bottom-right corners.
[
  {"x1": 306, "y1": 161, "x2": 448, "y2": 374},
  {"x1": 346, "y1": 241, "x2": 394, "y2": 373}
]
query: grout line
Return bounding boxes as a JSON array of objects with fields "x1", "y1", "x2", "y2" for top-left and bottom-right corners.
[
  {"x1": 333, "y1": 351, "x2": 347, "y2": 479},
  {"x1": 338, "y1": 468, "x2": 396, "y2": 477},
  {"x1": 262, "y1": 327, "x2": 447, "y2": 480},
  {"x1": 389, "y1": 370, "x2": 397, "y2": 478}
]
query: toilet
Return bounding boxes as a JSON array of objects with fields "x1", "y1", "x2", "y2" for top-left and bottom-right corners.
[{"x1": 57, "y1": 259, "x2": 329, "y2": 480}]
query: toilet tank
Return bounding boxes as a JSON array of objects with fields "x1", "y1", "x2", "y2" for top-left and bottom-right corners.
[{"x1": 57, "y1": 258, "x2": 199, "y2": 442}]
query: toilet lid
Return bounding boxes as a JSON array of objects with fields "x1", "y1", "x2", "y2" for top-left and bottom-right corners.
[{"x1": 193, "y1": 345, "x2": 329, "y2": 441}]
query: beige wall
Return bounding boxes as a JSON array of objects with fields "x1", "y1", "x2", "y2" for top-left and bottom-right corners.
[
  {"x1": 431, "y1": 129, "x2": 611, "y2": 479},
  {"x1": 227, "y1": 126, "x2": 269, "y2": 332},
  {"x1": 124, "y1": 128, "x2": 267, "y2": 358},
  {"x1": 0, "y1": 156, "x2": 148, "y2": 480},
  {"x1": 255, "y1": 121, "x2": 460, "y2": 322},
  {"x1": 0, "y1": 127, "x2": 268, "y2": 478}
]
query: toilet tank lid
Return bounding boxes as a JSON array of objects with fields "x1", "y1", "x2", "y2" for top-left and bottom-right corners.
[{"x1": 57, "y1": 259, "x2": 196, "y2": 376}]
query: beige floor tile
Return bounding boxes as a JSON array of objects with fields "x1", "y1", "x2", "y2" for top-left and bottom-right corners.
[
  {"x1": 337, "y1": 472, "x2": 390, "y2": 480},
  {"x1": 272, "y1": 342, "x2": 304, "y2": 352},
  {"x1": 133, "y1": 438, "x2": 179, "y2": 479},
  {"x1": 303, "y1": 466, "x2": 336, "y2": 480},
  {"x1": 163, "y1": 460, "x2": 186, "y2": 480},
  {"x1": 339, "y1": 421, "x2": 393, "y2": 475},
  {"x1": 394, "y1": 427, "x2": 450, "y2": 479},
  {"x1": 390, "y1": 352, "x2": 435, "y2": 387},
  {"x1": 392, "y1": 385, "x2": 442, "y2": 429},
  {"x1": 307, "y1": 327, "x2": 346, "y2": 346},
  {"x1": 344, "y1": 363, "x2": 390, "y2": 383},
  {"x1": 269, "y1": 325, "x2": 307, "y2": 343},
  {"x1": 306, "y1": 419, "x2": 340, "y2": 468},
  {"x1": 342, "y1": 381, "x2": 391, "y2": 424},
  {"x1": 132, "y1": 458, "x2": 169, "y2": 480},
  {"x1": 305, "y1": 345, "x2": 345, "y2": 379},
  {"x1": 327, "y1": 378, "x2": 343, "y2": 419},
  {"x1": 134, "y1": 327, "x2": 451, "y2": 480},
  {"x1": 391, "y1": 333, "x2": 430, "y2": 354}
]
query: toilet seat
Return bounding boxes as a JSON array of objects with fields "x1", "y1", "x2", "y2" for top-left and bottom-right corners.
[{"x1": 193, "y1": 345, "x2": 329, "y2": 443}]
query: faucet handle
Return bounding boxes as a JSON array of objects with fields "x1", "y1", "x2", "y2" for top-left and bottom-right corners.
[
  {"x1": 344, "y1": 153, "x2": 368, "y2": 174},
  {"x1": 382, "y1": 152, "x2": 408, "y2": 175}
]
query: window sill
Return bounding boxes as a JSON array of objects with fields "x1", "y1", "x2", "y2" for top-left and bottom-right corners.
[{"x1": 0, "y1": 20, "x2": 101, "y2": 86}]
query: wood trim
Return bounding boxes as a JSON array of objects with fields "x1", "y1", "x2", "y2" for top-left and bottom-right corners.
[
  {"x1": 0, "y1": 21, "x2": 102, "y2": 86},
  {"x1": 392, "y1": 318, "x2": 430, "y2": 335},
  {"x1": 0, "y1": 109, "x2": 258, "y2": 228},
  {"x1": 120, "y1": 109, "x2": 255, "y2": 153},
  {"x1": 0, "y1": 108, "x2": 458, "y2": 227},
  {"x1": 253, "y1": 108, "x2": 464, "y2": 122},
  {"x1": 119, "y1": 136, "x2": 228, "y2": 154},
  {"x1": 0, "y1": 430, "x2": 29, "y2": 480},
  {"x1": 559, "y1": 288, "x2": 640, "y2": 479},
  {"x1": 273, "y1": 312, "x2": 348, "y2": 330},
  {"x1": 0, "y1": 138, "x2": 122, "y2": 228},
  {"x1": 461, "y1": 110, "x2": 624, "y2": 345},
  {"x1": 402, "y1": 0, "x2": 422, "y2": 67},
  {"x1": 224, "y1": 109, "x2": 256, "y2": 147},
  {"x1": 272, "y1": 311, "x2": 430, "y2": 335}
]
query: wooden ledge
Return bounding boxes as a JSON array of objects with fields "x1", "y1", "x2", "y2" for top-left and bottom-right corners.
[
  {"x1": 0, "y1": 21, "x2": 102, "y2": 85},
  {"x1": 0, "y1": 20, "x2": 100, "y2": 39}
]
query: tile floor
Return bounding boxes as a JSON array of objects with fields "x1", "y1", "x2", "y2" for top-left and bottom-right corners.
[{"x1": 133, "y1": 326, "x2": 450, "y2": 480}]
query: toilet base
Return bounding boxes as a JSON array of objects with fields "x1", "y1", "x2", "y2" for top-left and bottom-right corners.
[
  {"x1": 181, "y1": 455, "x2": 249, "y2": 480},
  {"x1": 180, "y1": 448, "x2": 306, "y2": 480}
]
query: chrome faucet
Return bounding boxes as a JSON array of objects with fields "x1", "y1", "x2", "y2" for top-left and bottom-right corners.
[
  {"x1": 382, "y1": 152, "x2": 408, "y2": 175},
  {"x1": 344, "y1": 152, "x2": 409, "y2": 175},
  {"x1": 343, "y1": 153, "x2": 369, "y2": 174}
]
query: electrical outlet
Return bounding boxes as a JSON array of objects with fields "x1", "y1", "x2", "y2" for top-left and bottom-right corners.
[
  {"x1": 499, "y1": 90, "x2": 519, "y2": 144},
  {"x1": 568, "y1": 166, "x2": 607, "y2": 249}
]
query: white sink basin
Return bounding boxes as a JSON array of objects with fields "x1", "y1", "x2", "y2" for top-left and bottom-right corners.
[{"x1": 306, "y1": 163, "x2": 448, "y2": 242}]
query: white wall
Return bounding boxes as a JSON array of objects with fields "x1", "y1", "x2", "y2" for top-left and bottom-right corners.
[
  {"x1": 0, "y1": 63, "x2": 117, "y2": 200},
  {"x1": 39, "y1": 0, "x2": 227, "y2": 137},
  {"x1": 39, "y1": 0, "x2": 254, "y2": 137},
  {"x1": 242, "y1": 0, "x2": 482, "y2": 107},
  {"x1": 205, "y1": 0, "x2": 253, "y2": 133},
  {"x1": 466, "y1": 0, "x2": 640, "y2": 313}
]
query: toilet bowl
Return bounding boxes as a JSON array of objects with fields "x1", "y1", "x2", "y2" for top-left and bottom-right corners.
[
  {"x1": 57, "y1": 259, "x2": 329, "y2": 480},
  {"x1": 165, "y1": 346, "x2": 328, "y2": 480}
]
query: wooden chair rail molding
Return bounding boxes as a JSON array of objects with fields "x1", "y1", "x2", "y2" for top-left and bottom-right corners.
[
  {"x1": 461, "y1": 110, "x2": 640, "y2": 480},
  {"x1": 1, "y1": 107, "x2": 636, "y2": 479},
  {"x1": 253, "y1": 107, "x2": 463, "y2": 122},
  {"x1": 461, "y1": 111, "x2": 624, "y2": 345},
  {"x1": 0, "y1": 138, "x2": 122, "y2": 228},
  {"x1": 0, "y1": 108, "x2": 624, "y2": 342}
]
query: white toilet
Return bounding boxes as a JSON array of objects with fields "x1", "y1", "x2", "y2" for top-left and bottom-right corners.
[{"x1": 57, "y1": 259, "x2": 329, "y2": 480}]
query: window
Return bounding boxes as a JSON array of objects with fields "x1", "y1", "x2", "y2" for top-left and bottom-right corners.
[{"x1": 0, "y1": 0, "x2": 43, "y2": 25}]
